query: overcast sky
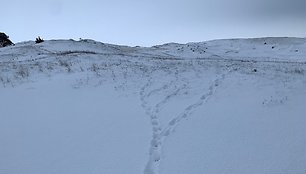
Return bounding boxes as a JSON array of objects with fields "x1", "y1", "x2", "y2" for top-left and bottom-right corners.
[{"x1": 2, "y1": 0, "x2": 306, "y2": 46}]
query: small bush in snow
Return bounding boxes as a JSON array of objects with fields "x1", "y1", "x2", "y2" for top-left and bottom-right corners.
[
  {"x1": 58, "y1": 59, "x2": 72, "y2": 72},
  {"x1": 293, "y1": 68, "x2": 304, "y2": 75},
  {"x1": 16, "y1": 66, "x2": 29, "y2": 78},
  {"x1": 91, "y1": 63, "x2": 99, "y2": 72}
]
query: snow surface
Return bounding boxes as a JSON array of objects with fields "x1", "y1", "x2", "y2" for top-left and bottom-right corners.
[{"x1": 1, "y1": 38, "x2": 306, "y2": 174}]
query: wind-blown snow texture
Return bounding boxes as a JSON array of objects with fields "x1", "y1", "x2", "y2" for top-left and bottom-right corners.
[{"x1": 1, "y1": 37, "x2": 306, "y2": 174}]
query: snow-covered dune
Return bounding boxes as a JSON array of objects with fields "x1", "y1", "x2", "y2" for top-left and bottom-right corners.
[{"x1": 1, "y1": 38, "x2": 306, "y2": 174}]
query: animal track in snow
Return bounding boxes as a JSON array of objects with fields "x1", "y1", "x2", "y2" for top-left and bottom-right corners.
[{"x1": 141, "y1": 68, "x2": 229, "y2": 174}]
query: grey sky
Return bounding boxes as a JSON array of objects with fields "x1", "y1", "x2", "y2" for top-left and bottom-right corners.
[{"x1": 2, "y1": 0, "x2": 306, "y2": 46}]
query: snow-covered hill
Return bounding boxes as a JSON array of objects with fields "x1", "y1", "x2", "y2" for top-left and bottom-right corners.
[{"x1": 1, "y1": 38, "x2": 306, "y2": 174}]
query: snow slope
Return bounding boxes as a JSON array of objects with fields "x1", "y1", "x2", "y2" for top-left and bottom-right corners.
[{"x1": 1, "y1": 38, "x2": 306, "y2": 174}]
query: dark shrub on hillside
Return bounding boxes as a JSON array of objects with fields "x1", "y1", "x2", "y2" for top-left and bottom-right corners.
[
  {"x1": 0, "y1": 32, "x2": 14, "y2": 47},
  {"x1": 35, "y1": 36, "x2": 44, "y2": 44}
]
